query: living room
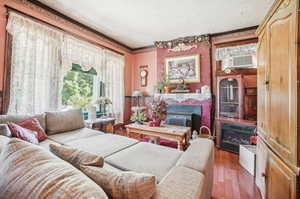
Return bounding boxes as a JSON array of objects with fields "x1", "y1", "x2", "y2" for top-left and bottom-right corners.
[{"x1": 0, "y1": 0, "x2": 298, "y2": 199}]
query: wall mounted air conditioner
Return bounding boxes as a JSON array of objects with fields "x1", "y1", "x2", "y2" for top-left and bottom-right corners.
[{"x1": 222, "y1": 55, "x2": 255, "y2": 69}]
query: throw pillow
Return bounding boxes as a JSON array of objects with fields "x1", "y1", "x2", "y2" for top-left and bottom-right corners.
[
  {"x1": 0, "y1": 138, "x2": 108, "y2": 199},
  {"x1": 46, "y1": 109, "x2": 85, "y2": 135},
  {"x1": 8, "y1": 122, "x2": 39, "y2": 144},
  {"x1": 0, "y1": 124, "x2": 11, "y2": 137},
  {"x1": 17, "y1": 118, "x2": 47, "y2": 141},
  {"x1": 80, "y1": 165, "x2": 156, "y2": 199},
  {"x1": 50, "y1": 144, "x2": 104, "y2": 168}
]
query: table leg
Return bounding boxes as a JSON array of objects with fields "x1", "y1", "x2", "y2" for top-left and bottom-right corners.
[
  {"x1": 177, "y1": 140, "x2": 184, "y2": 151},
  {"x1": 126, "y1": 128, "x2": 130, "y2": 138}
]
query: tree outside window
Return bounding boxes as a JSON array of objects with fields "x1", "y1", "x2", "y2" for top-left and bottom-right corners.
[{"x1": 62, "y1": 64, "x2": 95, "y2": 109}]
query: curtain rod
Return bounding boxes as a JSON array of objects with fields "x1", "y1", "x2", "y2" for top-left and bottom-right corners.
[{"x1": 5, "y1": 6, "x2": 125, "y2": 56}]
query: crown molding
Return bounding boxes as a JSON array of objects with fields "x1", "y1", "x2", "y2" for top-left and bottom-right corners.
[{"x1": 8, "y1": 0, "x2": 133, "y2": 52}]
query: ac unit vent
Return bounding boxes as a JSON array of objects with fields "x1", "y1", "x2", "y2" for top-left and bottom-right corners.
[{"x1": 232, "y1": 55, "x2": 253, "y2": 68}]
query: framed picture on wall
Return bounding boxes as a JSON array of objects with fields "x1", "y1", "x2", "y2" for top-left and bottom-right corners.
[{"x1": 165, "y1": 54, "x2": 200, "y2": 83}]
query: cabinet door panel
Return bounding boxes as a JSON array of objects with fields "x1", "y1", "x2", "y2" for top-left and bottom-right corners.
[
  {"x1": 257, "y1": 30, "x2": 269, "y2": 140},
  {"x1": 267, "y1": 151, "x2": 296, "y2": 199},
  {"x1": 256, "y1": 137, "x2": 269, "y2": 199},
  {"x1": 267, "y1": 0, "x2": 297, "y2": 166}
]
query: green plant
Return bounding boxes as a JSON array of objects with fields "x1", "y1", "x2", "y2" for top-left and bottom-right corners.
[{"x1": 130, "y1": 111, "x2": 147, "y2": 123}]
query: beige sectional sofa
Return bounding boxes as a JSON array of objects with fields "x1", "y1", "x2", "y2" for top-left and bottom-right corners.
[{"x1": 0, "y1": 111, "x2": 214, "y2": 199}]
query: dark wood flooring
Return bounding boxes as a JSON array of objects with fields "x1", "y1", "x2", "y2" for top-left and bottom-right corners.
[{"x1": 213, "y1": 148, "x2": 262, "y2": 199}]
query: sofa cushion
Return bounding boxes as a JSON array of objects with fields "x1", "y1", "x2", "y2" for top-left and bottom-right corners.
[
  {"x1": 8, "y1": 122, "x2": 39, "y2": 144},
  {"x1": 46, "y1": 109, "x2": 85, "y2": 135},
  {"x1": 38, "y1": 138, "x2": 61, "y2": 151},
  {"x1": 176, "y1": 138, "x2": 214, "y2": 174},
  {"x1": 0, "y1": 124, "x2": 11, "y2": 137},
  {"x1": 80, "y1": 165, "x2": 156, "y2": 199},
  {"x1": 0, "y1": 113, "x2": 46, "y2": 130},
  {"x1": 0, "y1": 135, "x2": 10, "y2": 154},
  {"x1": 66, "y1": 134, "x2": 139, "y2": 157},
  {"x1": 0, "y1": 138, "x2": 108, "y2": 199},
  {"x1": 105, "y1": 142, "x2": 182, "y2": 182},
  {"x1": 50, "y1": 144, "x2": 104, "y2": 168},
  {"x1": 154, "y1": 166, "x2": 205, "y2": 199},
  {"x1": 48, "y1": 128, "x2": 101, "y2": 144}
]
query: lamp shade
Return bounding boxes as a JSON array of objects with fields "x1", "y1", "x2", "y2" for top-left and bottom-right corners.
[{"x1": 132, "y1": 90, "x2": 143, "y2": 97}]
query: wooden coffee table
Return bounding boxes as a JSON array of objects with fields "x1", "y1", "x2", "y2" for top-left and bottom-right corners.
[{"x1": 125, "y1": 123, "x2": 191, "y2": 151}]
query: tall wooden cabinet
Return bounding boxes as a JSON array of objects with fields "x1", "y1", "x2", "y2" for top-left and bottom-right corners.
[{"x1": 256, "y1": 0, "x2": 300, "y2": 198}]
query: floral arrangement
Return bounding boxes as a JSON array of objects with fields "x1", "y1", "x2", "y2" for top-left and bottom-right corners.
[{"x1": 149, "y1": 97, "x2": 167, "y2": 120}]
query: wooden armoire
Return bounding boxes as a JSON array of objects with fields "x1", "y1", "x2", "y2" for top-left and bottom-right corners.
[{"x1": 256, "y1": 0, "x2": 300, "y2": 198}]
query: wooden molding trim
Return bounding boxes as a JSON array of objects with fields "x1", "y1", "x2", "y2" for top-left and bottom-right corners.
[
  {"x1": 256, "y1": 0, "x2": 286, "y2": 35},
  {"x1": 6, "y1": 0, "x2": 132, "y2": 53},
  {"x1": 132, "y1": 45, "x2": 156, "y2": 54}
]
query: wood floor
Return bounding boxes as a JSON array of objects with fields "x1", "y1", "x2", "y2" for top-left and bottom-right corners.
[{"x1": 213, "y1": 148, "x2": 262, "y2": 199}]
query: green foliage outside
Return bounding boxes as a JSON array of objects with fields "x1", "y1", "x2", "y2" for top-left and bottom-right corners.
[{"x1": 62, "y1": 71, "x2": 94, "y2": 109}]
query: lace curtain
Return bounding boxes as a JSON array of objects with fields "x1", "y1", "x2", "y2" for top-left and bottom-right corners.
[
  {"x1": 6, "y1": 12, "x2": 125, "y2": 116},
  {"x1": 215, "y1": 43, "x2": 257, "y2": 61},
  {"x1": 6, "y1": 13, "x2": 63, "y2": 114},
  {"x1": 61, "y1": 35, "x2": 104, "y2": 74}
]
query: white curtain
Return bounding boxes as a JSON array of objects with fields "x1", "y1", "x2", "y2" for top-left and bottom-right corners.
[
  {"x1": 6, "y1": 13, "x2": 63, "y2": 114},
  {"x1": 103, "y1": 50, "x2": 125, "y2": 118},
  {"x1": 6, "y1": 12, "x2": 125, "y2": 116}
]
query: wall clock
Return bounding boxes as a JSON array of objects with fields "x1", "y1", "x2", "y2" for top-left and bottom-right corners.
[{"x1": 140, "y1": 69, "x2": 148, "y2": 87}]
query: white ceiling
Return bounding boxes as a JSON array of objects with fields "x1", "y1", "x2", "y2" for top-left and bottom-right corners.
[{"x1": 38, "y1": 0, "x2": 275, "y2": 49}]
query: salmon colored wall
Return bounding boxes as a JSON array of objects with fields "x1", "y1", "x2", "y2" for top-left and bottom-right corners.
[
  {"x1": 131, "y1": 50, "x2": 157, "y2": 96},
  {"x1": 156, "y1": 43, "x2": 212, "y2": 92}
]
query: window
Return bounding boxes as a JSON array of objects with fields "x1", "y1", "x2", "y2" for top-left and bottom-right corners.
[{"x1": 61, "y1": 64, "x2": 96, "y2": 109}]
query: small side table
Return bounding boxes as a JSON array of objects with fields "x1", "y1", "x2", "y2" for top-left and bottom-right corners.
[{"x1": 85, "y1": 117, "x2": 115, "y2": 133}]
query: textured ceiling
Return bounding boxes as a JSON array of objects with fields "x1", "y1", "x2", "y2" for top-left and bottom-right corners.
[{"x1": 38, "y1": 0, "x2": 275, "y2": 49}]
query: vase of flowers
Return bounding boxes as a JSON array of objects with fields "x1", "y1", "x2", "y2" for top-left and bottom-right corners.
[
  {"x1": 148, "y1": 97, "x2": 167, "y2": 127},
  {"x1": 130, "y1": 111, "x2": 147, "y2": 125}
]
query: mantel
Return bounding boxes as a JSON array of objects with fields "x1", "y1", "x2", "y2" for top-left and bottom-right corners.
[{"x1": 154, "y1": 93, "x2": 211, "y2": 103}]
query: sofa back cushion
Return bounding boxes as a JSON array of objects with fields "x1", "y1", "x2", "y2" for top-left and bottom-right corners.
[
  {"x1": 46, "y1": 109, "x2": 85, "y2": 135},
  {"x1": 49, "y1": 144, "x2": 104, "y2": 168},
  {"x1": 0, "y1": 138, "x2": 108, "y2": 199},
  {"x1": 80, "y1": 165, "x2": 156, "y2": 199},
  {"x1": 0, "y1": 113, "x2": 46, "y2": 130}
]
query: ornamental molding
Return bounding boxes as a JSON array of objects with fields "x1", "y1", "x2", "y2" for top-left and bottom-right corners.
[
  {"x1": 7, "y1": 0, "x2": 131, "y2": 52},
  {"x1": 154, "y1": 34, "x2": 210, "y2": 49},
  {"x1": 168, "y1": 43, "x2": 197, "y2": 52}
]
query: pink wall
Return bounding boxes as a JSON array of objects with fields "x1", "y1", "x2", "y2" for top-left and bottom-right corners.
[
  {"x1": 156, "y1": 43, "x2": 212, "y2": 92},
  {"x1": 131, "y1": 50, "x2": 157, "y2": 96}
]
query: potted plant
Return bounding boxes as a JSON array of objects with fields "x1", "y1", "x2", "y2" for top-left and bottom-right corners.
[
  {"x1": 155, "y1": 72, "x2": 171, "y2": 93},
  {"x1": 130, "y1": 111, "x2": 147, "y2": 125},
  {"x1": 148, "y1": 97, "x2": 167, "y2": 127}
]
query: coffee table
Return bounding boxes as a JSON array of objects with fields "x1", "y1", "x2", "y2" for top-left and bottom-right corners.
[{"x1": 125, "y1": 123, "x2": 191, "y2": 150}]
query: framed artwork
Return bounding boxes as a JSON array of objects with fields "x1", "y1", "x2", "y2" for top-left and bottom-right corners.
[{"x1": 165, "y1": 54, "x2": 200, "y2": 83}]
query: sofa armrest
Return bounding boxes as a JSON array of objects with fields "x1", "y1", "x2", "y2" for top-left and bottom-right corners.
[
  {"x1": 0, "y1": 135, "x2": 10, "y2": 154},
  {"x1": 154, "y1": 166, "x2": 205, "y2": 199}
]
